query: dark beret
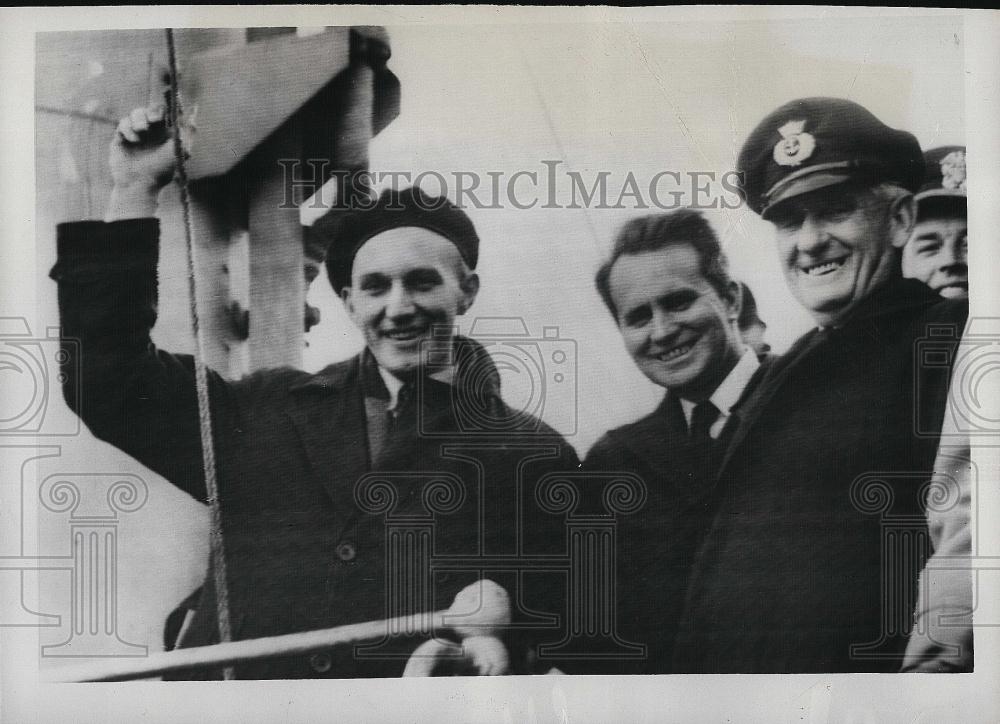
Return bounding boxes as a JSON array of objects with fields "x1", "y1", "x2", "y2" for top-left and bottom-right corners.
[
  {"x1": 736, "y1": 97, "x2": 925, "y2": 218},
  {"x1": 314, "y1": 187, "x2": 480, "y2": 294},
  {"x1": 917, "y1": 145, "x2": 967, "y2": 202}
]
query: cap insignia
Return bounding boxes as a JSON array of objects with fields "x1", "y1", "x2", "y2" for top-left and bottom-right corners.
[
  {"x1": 940, "y1": 150, "x2": 967, "y2": 191},
  {"x1": 773, "y1": 120, "x2": 816, "y2": 167}
]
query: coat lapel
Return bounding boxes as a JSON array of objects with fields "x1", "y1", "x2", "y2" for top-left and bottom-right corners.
[
  {"x1": 285, "y1": 356, "x2": 370, "y2": 540},
  {"x1": 616, "y1": 393, "x2": 714, "y2": 505},
  {"x1": 716, "y1": 277, "x2": 941, "y2": 477},
  {"x1": 717, "y1": 336, "x2": 824, "y2": 478}
]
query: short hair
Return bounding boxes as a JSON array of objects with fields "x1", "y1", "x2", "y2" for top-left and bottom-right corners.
[
  {"x1": 737, "y1": 282, "x2": 764, "y2": 330},
  {"x1": 595, "y1": 209, "x2": 733, "y2": 321}
]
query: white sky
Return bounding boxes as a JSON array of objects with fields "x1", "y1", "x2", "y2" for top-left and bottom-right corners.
[{"x1": 303, "y1": 17, "x2": 966, "y2": 452}]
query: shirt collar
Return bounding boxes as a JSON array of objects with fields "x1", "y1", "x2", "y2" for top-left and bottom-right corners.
[
  {"x1": 678, "y1": 347, "x2": 760, "y2": 425},
  {"x1": 377, "y1": 364, "x2": 456, "y2": 411}
]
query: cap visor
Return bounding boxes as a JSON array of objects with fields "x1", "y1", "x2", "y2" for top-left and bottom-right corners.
[
  {"x1": 915, "y1": 188, "x2": 966, "y2": 202},
  {"x1": 762, "y1": 170, "x2": 855, "y2": 219}
]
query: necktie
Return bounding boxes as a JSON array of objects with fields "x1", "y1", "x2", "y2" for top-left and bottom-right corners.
[
  {"x1": 689, "y1": 400, "x2": 720, "y2": 445},
  {"x1": 389, "y1": 381, "x2": 416, "y2": 431},
  {"x1": 686, "y1": 400, "x2": 720, "y2": 485}
]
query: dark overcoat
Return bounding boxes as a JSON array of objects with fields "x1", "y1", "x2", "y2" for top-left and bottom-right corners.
[
  {"x1": 52, "y1": 219, "x2": 580, "y2": 679},
  {"x1": 576, "y1": 359, "x2": 771, "y2": 674},
  {"x1": 671, "y1": 277, "x2": 967, "y2": 672}
]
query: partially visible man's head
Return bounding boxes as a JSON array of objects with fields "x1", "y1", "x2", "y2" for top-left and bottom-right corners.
[
  {"x1": 319, "y1": 187, "x2": 481, "y2": 377},
  {"x1": 902, "y1": 146, "x2": 968, "y2": 299},
  {"x1": 737, "y1": 282, "x2": 770, "y2": 355},
  {"x1": 596, "y1": 209, "x2": 743, "y2": 401},
  {"x1": 737, "y1": 97, "x2": 924, "y2": 327}
]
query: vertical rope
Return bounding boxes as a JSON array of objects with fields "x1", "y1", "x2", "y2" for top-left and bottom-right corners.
[{"x1": 165, "y1": 28, "x2": 235, "y2": 680}]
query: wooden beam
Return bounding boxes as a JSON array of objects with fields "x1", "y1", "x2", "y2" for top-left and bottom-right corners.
[{"x1": 245, "y1": 119, "x2": 306, "y2": 370}]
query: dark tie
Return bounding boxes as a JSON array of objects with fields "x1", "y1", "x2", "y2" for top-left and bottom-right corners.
[
  {"x1": 389, "y1": 381, "x2": 416, "y2": 432},
  {"x1": 689, "y1": 400, "x2": 720, "y2": 445},
  {"x1": 686, "y1": 400, "x2": 720, "y2": 485}
]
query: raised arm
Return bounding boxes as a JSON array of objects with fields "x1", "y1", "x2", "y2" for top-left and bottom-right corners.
[{"x1": 50, "y1": 105, "x2": 227, "y2": 503}]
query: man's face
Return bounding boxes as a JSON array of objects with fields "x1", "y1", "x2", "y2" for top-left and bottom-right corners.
[
  {"x1": 768, "y1": 184, "x2": 912, "y2": 326},
  {"x1": 342, "y1": 227, "x2": 478, "y2": 377},
  {"x1": 609, "y1": 244, "x2": 743, "y2": 400},
  {"x1": 902, "y1": 213, "x2": 968, "y2": 299}
]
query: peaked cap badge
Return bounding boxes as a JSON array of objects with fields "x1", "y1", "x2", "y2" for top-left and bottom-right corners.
[
  {"x1": 939, "y1": 150, "x2": 967, "y2": 191},
  {"x1": 772, "y1": 120, "x2": 816, "y2": 167}
]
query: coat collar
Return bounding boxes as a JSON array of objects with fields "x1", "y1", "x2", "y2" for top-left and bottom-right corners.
[
  {"x1": 823, "y1": 275, "x2": 943, "y2": 330},
  {"x1": 716, "y1": 275, "x2": 943, "y2": 477},
  {"x1": 287, "y1": 356, "x2": 359, "y2": 393},
  {"x1": 282, "y1": 336, "x2": 505, "y2": 522},
  {"x1": 612, "y1": 353, "x2": 773, "y2": 478},
  {"x1": 283, "y1": 355, "x2": 368, "y2": 539}
]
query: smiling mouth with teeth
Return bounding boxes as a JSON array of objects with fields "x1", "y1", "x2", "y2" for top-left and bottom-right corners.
[
  {"x1": 937, "y1": 283, "x2": 968, "y2": 298},
  {"x1": 656, "y1": 343, "x2": 693, "y2": 362},
  {"x1": 801, "y1": 258, "x2": 846, "y2": 276},
  {"x1": 384, "y1": 327, "x2": 427, "y2": 341}
]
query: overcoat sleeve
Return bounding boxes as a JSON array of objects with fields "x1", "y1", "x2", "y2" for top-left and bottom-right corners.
[
  {"x1": 902, "y1": 433, "x2": 974, "y2": 670},
  {"x1": 50, "y1": 218, "x2": 236, "y2": 503}
]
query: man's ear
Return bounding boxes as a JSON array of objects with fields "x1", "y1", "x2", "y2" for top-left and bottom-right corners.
[
  {"x1": 889, "y1": 193, "x2": 916, "y2": 249},
  {"x1": 340, "y1": 286, "x2": 356, "y2": 319},
  {"x1": 724, "y1": 280, "x2": 743, "y2": 322},
  {"x1": 458, "y1": 272, "x2": 480, "y2": 315}
]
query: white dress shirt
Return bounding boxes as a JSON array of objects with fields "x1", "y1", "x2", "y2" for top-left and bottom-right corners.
[
  {"x1": 378, "y1": 364, "x2": 456, "y2": 411},
  {"x1": 678, "y1": 348, "x2": 760, "y2": 439}
]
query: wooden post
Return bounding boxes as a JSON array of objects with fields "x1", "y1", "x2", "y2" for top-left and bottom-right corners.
[{"x1": 245, "y1": 120, "x2": 307, "y2": 370}]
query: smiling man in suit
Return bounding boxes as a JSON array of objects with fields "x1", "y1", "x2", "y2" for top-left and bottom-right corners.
[
  {"x1": 577, "y1": 208, "x2": 770, "y2": 674},
  {"x1": 50, "y1": 105, "x2": 578, "y2": 679}
]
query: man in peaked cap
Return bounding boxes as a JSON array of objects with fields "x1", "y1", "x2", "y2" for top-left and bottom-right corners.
[
  {"x1": 50, "y1": 105, "x2": 578, "y2": 679},
  {"x1": 671, "y1": 98, "x2": 969, "y2": 673},
  {"x1": 902, "y1": 146, "x2": 968, "y2": 299}
]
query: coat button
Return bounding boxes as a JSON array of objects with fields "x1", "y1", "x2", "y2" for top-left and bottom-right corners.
[
  {"x1": 336, "y1": 542, "x2": 356, "y2": 561},
  {"x1": 309, "y1": 652, "x2": 332, "y2": 673}
]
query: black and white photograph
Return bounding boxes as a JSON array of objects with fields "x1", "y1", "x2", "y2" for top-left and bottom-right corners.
[{"x1": 2, "y1": 5, "x2": 999, "y2": 723}]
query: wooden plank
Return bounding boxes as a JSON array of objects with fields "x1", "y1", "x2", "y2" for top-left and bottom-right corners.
[
  {"x1": 180, "y1": 28, "x2": 351, "y2": 180},
  {"x1": 245, "y1": 121, "x2": 305, "y2": 371}
]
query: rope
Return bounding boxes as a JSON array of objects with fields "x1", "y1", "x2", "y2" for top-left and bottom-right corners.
[{"x1": 165, "y1": 28, "x2": 235, "y2": 680}]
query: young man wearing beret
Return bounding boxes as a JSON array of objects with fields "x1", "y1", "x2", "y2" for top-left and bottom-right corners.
[
  {"x1": 50, "y1": 105, "x2": 578, "y2": 679},
  {"x1": 670, "y1": 97, "x2": 969, "y2": 673},
  {"x1": 902, "y1": 146, "x2": 968, "y2": 299}
]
